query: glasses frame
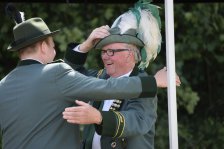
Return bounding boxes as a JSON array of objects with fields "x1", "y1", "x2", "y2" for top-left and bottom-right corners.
[{"x1": 101, "y1": 49, "x2": 130, "y2": 56}]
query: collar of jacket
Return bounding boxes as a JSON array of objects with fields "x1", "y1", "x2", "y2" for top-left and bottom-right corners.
[
  {"x1": 109, "y1": 66, "x2": 141, "y2": 111},
  {"x1": 17, "y1": 59, "x2": 41, "y2": 67},
  {"x1": 129, "y1": 66, "x2": 140, "y2": 76},
  {"x1": 92, "y1": 66, "x2": 141, "y2": 110},
  {"x1": 102, "y1": 65, "x2": 140, "y2": 79}
]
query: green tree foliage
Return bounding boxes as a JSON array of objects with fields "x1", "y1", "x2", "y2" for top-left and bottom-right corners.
[
  {"x1": 0, "y1": 2, "x2": 223, "y2": 148},
  {"x1": 155, "y1": 3, "x2": 224, "y2": 148}
]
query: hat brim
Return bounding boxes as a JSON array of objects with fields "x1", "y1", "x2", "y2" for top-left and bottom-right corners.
[
  {"x1": 7, "y1": 30, "x2": 60, "y2": 51},
  {"x1": 94, "y1": 34, "x2": 144, "y2": 49}
]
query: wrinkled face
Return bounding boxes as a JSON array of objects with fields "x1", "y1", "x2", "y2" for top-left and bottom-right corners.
[{"x1": 101, "y1": 43, "x2": 134, "y2": 78}]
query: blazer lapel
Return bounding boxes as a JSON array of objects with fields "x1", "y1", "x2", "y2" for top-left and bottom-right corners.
[{"x1": 109, "y1": 66, "x2": 139, "y2": 111}]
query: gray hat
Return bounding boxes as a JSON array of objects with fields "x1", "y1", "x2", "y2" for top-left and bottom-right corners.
[
  {"x1": 7, "y1": 17, "x2": 59, "y2": 51},
  {"x1": 95, "y1": 27, "x2": 144, "y2": 49}
]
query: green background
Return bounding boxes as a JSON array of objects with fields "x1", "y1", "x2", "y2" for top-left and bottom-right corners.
[{"x1": 0, "y1": 2, "x2": 223, "y2": 148}]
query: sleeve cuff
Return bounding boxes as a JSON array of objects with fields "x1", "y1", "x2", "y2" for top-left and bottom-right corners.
[
  {"x1": 139, "y1": 76, "x2": 157, "y2": 98},
  {"x1": 95, "y1": 111, "x2": 117, "y2": 136},
  {"x1": 95, "y1": 111, "x2": 125, "y2": 138},
  {"x1": 65, "y1": 43, "x2": 88, "y2": 65},
  {"x1": 73, "y1": 45, "x2": 87, "y2": 53}
]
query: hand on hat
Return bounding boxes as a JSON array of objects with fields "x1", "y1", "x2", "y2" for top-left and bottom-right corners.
[{"x1": 80, "y1": 25, "x2": 110, "y2": 53}]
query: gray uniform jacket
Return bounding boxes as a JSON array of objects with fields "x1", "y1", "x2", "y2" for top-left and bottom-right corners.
[
  {"x1": 0, "y1": 57, "x2": 157, "y2": 149},
  {"x1": 65, "y1": 43, "x2": 158, "y2": 149}
]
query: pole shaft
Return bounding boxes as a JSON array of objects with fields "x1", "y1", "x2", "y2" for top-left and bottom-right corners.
[{"x1": 164, "y1": 0, "x2": 179, "y2": 148}]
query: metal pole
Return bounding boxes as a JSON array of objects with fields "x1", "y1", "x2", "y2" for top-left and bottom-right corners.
[{"x1": 164, "y1": 0, "x2": 179, "y2": 148}]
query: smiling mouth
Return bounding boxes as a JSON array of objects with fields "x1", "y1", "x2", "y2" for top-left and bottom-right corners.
[{"x1": 105, "y1": 62, "x2": 113, "y2": 66}]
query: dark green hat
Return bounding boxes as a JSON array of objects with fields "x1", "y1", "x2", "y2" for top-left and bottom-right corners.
[
  {"x1": 7, "y1": 17, "x2": 59, "y2": 51},
  {"x1": 95, "y1": 27, "x2": 144, "y2": 49}
]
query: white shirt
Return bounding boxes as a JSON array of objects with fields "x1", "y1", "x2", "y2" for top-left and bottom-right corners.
[
  {"x1": 92, "y1": 72, "x2": 131, "y2": 149},
  {"x1": 73, "y1": 44, "x2": 86, "y2": 53}
]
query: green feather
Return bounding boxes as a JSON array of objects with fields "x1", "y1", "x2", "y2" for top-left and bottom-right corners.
[
  {"x1": 130, "y1": 0, "x2": 161, "y2": 29},
  {"x1": 141, "y1": 47, "x2": 147, "y2": 63},
  {"x1": 130, "y1": 0, "x2": 162, "y2": 70},
  {"x1": 129, "y1": 7, "x2": 141, "y2": 28},
  {"x1": 138, "y1": 47, "x2": 147, "y2": 69}
]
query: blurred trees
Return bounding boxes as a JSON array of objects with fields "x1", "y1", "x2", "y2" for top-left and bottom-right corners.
[{"x1": 0, "y1": 2, "x2": 223, "y2": 148}]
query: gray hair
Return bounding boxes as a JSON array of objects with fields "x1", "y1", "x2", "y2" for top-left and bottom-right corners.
[{"x1": 126, "y1": 44, "x2": 141, "y2": 63}]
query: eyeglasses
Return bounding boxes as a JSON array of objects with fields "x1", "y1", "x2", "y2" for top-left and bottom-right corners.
[{"x1": 101, "y1": 49, "x2": 130, "y2": 56}]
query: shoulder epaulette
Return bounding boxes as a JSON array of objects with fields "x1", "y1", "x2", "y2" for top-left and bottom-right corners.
[{"x1": 48, "y1": 59, "x2": 64, "y2": 64}]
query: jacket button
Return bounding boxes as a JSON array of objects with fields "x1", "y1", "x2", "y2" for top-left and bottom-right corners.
[{"x1": 111, "y1": 141, "x2": 116, "y2": 148}]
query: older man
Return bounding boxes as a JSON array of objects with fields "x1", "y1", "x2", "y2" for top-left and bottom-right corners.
[{"x1": 63, "y1": 1, "x2": 180, "y2": 149}]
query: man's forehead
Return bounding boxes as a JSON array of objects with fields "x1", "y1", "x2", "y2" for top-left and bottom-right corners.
[{"x1": 102, "y1": 43, "x2": 127, "y2": 50}]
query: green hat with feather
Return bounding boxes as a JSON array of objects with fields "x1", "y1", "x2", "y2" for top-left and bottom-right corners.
[
  {"x1": 5, "y1": 3, "x2": 59, "y2": 52},
  {"x1": 95, "y1": 0, "x2": 162, "y2": 69}
]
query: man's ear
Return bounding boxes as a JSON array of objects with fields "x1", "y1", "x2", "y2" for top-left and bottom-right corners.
[{"x1": 40, "y1": 41, "x2": 48, "y2": 54}]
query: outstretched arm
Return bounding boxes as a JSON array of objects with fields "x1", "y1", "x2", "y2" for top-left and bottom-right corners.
[
  {"x1": 62, "y1": 68, "x2": 181, "y2": 124},
  {"x1": 63, "y1": 100, "x2": 102, "y2": 125},
  {"x1": 63, "y1": 98, "x2": 157, "y2": 138}
]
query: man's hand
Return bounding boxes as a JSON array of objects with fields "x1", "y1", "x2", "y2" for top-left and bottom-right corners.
[
  {"x1": 62, "y1": 100, "x2": 102, "y2": 125},
  {"x1": 154, "y1": 67, "x2": 181, "y2": 88},
  {"x1": 79, "y1": 25, "x2": 110, "y2": 52}
]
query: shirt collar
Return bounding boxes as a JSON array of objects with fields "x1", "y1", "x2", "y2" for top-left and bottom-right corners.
[
  {"x1": 117, "y1": 70, "x2": 132, "y2": 78},
  {"x1": 17, "y1": 59, "x2": 42, "y2": 67}
]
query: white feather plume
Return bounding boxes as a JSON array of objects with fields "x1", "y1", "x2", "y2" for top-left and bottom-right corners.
[
  {"x1": 20, "y1": 11, "x2": 25, "y2": 22},
  {"x1": 111, "y1": 13, "x2": 137, "y2": 34},
  {"x1": 111, "y1": 8, "x2": 161, "y2": 68},
  {"x1": 138, "y1": 9, "x2": 161, "y2": 62}
]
